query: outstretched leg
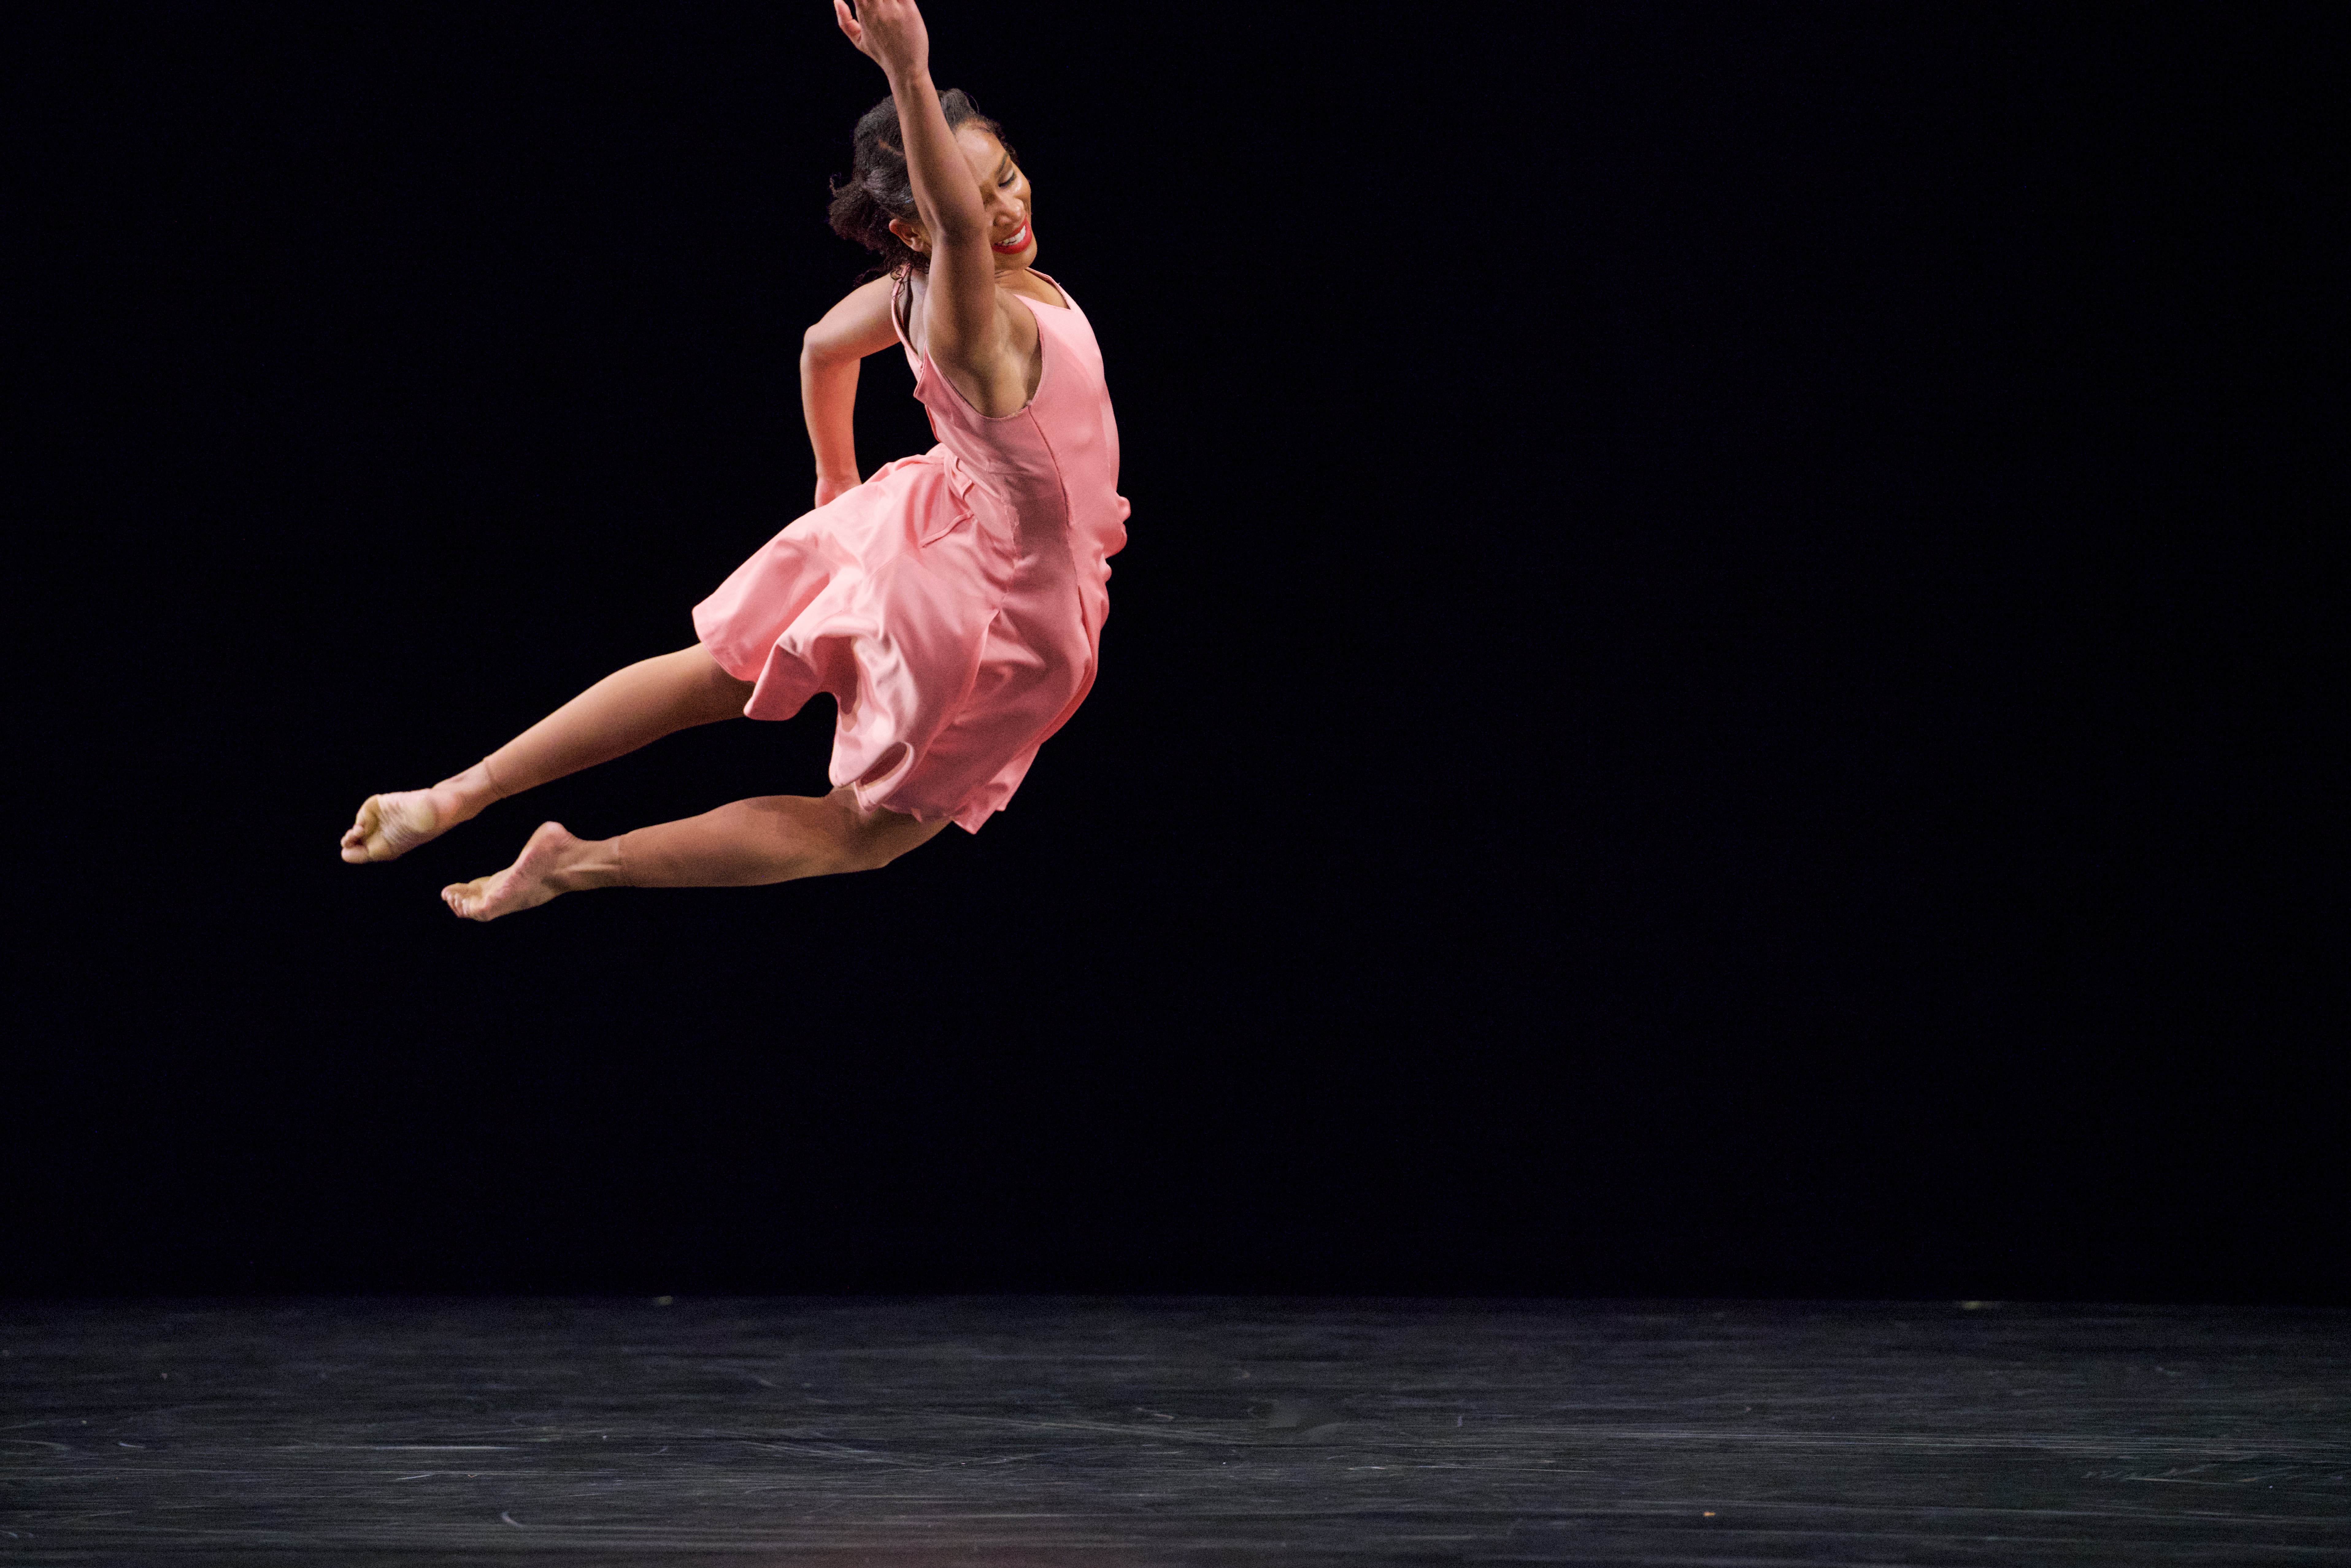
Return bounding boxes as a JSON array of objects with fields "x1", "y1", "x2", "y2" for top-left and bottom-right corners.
[
  {"x1": 441, "y1": 787, "x2": 951, "y2": 921},
  {"x1": 341, "y1": 644, "x2": 756, "y2": 863}
]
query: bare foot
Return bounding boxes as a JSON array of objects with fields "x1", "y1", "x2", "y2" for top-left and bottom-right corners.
[
  {"x1": 341, "y1": 765, "x2": 497, "y2": 863},
  {"x1": 442, "y1": 822, "x2": 618, "y2": 922}
]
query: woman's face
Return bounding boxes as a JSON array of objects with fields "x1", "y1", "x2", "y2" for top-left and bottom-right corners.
[{"x1": 889, "y1": 126, "x2": 1037, "y2": 273}]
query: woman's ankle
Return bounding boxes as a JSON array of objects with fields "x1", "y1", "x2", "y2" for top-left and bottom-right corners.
[
  {"x1": 553, "y1": 831, "x2": 629, "y2": 893},
  {"x1": 433, "y1": 761, "x2": 506, "y2": 822}
]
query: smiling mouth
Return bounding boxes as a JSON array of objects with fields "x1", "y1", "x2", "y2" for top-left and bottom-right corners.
[{"x1": 990, "y1": 220, "x2": 1032, "y2": 254}]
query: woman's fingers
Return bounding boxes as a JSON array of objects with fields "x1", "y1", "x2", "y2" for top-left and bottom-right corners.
[{"x1": 836, "y1": 0, "x2": 926, "y2": 71}]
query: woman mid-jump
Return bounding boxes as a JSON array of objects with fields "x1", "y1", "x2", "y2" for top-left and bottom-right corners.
[{"x1": 340, "y1": 0, "x2": 1128, "y2": 920}]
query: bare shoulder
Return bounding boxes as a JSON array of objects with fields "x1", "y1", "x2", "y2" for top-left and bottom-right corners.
[
  {"x1": 847, "y1": 271, "x2": 900, "y2": 309},
  {"x1": 806, "y1": 273, "x2": 904, "y2": 361}
]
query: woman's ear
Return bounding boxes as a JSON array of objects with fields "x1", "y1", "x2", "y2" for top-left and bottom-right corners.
[{"x1": 886, "y1": 217, "x2": 929, "y2": 256}]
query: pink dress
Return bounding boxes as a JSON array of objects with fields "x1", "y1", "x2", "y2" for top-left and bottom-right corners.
[{"x1": 692, "y1": 271, "x2": 1130, "y2": 832}]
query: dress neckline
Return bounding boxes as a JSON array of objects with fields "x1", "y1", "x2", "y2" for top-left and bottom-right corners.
[{"x1": 1020, "y1": 269, "x2": 1072, "y2": 310}]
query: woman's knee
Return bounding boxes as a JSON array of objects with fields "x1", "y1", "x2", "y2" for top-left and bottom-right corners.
[{"x1": 829, "y1": 794, "x2": 945, "y2": 873}]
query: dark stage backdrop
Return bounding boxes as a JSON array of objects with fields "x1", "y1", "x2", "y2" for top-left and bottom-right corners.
[{"x1": 13, "y1": 6, "x2": 2331, "y2": 1301}]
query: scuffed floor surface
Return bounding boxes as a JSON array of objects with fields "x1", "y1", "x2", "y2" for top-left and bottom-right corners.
[{"x1": 2, "y1": 1297, "x2": 2347, "y2": 1565}]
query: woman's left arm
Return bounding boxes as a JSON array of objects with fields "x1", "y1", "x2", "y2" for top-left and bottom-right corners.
[{"x1": 801, "y1": 275, "x2": 902, "y2": 508}]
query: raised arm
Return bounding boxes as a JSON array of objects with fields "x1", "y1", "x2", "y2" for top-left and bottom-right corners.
[
  {"x1": 801, "y1": 275, "x2": 902, "y2": 509},
  {"x1": 834, "y1": 0, "x2": 1031, "y2": 414}
]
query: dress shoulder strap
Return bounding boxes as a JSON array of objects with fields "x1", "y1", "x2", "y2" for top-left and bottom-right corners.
[
  {"x1": 1026, "y1": 268, "x2": 1074, "y2": 311},
  {"x1": 888, "y1": 270, "x2": 922, "y2": 367}
]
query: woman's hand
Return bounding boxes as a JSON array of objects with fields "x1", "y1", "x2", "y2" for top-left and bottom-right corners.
[
  {"x1": 833, "y1": 0, "x2": 928, "y2": 82},
  {"x1": 815, "y1": 472, "x2": 861, "y2": 509}
]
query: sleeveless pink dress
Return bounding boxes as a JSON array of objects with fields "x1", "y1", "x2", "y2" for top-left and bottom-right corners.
[{"x1": 691, "y1": 271, "x2": 1129, "y2": 832}]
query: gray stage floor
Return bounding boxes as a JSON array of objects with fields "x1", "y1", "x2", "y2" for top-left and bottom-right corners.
[{"x1": 2, "y1": 1296, "x2": 2346, "y2": 1565}]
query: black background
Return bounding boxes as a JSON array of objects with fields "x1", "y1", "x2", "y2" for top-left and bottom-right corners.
[{"x1": 13, "y1": 5, "x2": 2331, "y2": 1302}]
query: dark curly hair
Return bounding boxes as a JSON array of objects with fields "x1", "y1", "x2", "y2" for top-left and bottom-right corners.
[{"x1": 827, "y1": 90, "x2": 1012, "y2": 277}]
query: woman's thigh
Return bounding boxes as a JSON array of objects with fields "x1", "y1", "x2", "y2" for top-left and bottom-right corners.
[{"x1": 662, "y1": 642, "x2": 759, "y2": 722}]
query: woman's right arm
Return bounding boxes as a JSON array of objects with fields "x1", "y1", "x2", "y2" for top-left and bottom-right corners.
[
  {"x1": 835, "y1": 0, "x2": 1025, "y2": 412},
  {"x1": 801, "y1": 275, "x2": 902, "y2": 509}
]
